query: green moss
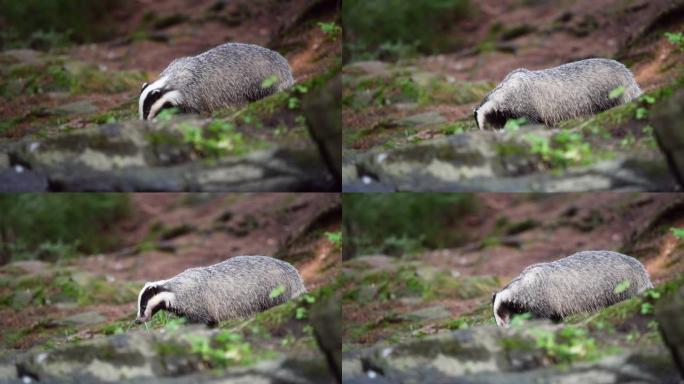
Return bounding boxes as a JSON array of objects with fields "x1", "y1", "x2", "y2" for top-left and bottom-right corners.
[
  {"x1": 424, "y1": 273, "x2": 499, "y2": 300},
  {"x1": 1, "y1": 59, "x2": 146, "y2": 98},
  {"x1": 440, "y1": 120, "x2": 475, "y2": 135}
]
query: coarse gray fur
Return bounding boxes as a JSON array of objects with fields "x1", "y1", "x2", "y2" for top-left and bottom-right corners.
[
  {"x1": 474, "y1": 58, "x2": 642, "y2": 129},
  {"x1": 139, "y1": 43, "x2": 294, "y2": 120},
  {"x1": 136, "y1": 255, "x2": 306, "y2": 325},
  {"x1": 492, "y1": 250, "x2": 653, "y2": 327}
]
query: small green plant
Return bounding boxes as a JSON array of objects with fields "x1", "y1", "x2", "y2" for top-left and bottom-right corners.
[
  {"x1": 269, "y1": 285, "x2": 286, "y2": 299},
  {"x1": 510, "y1": 312, "x2": 532, "y2": 327},
  {"x1": 318, "y1": 21, "x2": 342, "y2": 40},
  {"x1": 613, "y1": 280, "x2": 630, "y2": 294},
  {"x1": 609, "y1": 86, "x2": 625, "y2": 99},
  {"x1": 665, "y1": 32, "x2": 684, "y2": 51},
  {"x1": 525, "y1": 131, "x2": 592, "y2": 168},
  {"x1": 324, "y1": 231, "x2": 342, "y2": 250},
  {"x1": 530, "y1": 326, "x2": 598, "y2": 364},
  {"x1": 670, "y1": 227, "x2": 684, "y2": 240},
  {"x1": 295, "y1": 293, "x2": 316, "y2": 320},
  {"x1": 261, "y1": 75, "x2": 279, "y2": 89},
  {"x1": 185, "y1": 330, "x2": 253, "y2": 367},
  {"x1": 155, "y1": 108, "x2": 180, "y2": 122},
  {"x1": 445, "y1": 318, "x2": 469, "y2": 330},
  {"x1": 180, "y1": 121, "x2": 247, "y2": 158},
  {"x1": 504, "y1": 117, "x2": 527, "y2": 132}
]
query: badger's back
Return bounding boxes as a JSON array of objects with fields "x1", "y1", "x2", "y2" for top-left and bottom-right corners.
[
  {"x1": 522, "y1": 59, "x2": 642, "y2": 125},
  {"x1": 498, "y1": 250, "x2": 652, "y2": 322},
  {"x1": 167, "y1": 255, "x2": 305, "y2": 324},
  {"x1": 475, "y1": 58, "x2": 642, "y2": 128},
  {"x1": 162, "y1": 43, "x2": 294, "y2": 112}
]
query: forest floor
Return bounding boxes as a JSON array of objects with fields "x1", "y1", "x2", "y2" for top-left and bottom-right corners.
[
  {"x1": 342, "y1": 193, "x2": 684, "y2": 382},
  {"x1": 0, "y1": 193, "x2": 341, "y2": 361},
  {"x1": 2, "y1": 0, "x2": 339, "y2": 138},
  {"x1": 342, "y1": 0, "x2": 684, "y2": 192},
  {"x1": 0, "y1": 0, "x2": 341, "y2": 191}
]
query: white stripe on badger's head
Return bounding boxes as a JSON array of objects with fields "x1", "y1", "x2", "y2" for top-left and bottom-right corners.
[
  {"x1": 148, "y1": 90, "x2": 183, "y2": 121},
  {"x1": 136, "y1": 279, "x2": 170, "y2": 322},
  {"x1": 142, "y1": 291, "x2": 175, "y2": 321},
  {"x1": 474, "y1": 100, "x2": 495, "y2": 130},
  {"x1": 492, "y1": 288, "x2": 512, "y2": 328},
  {"x1": 139, "y1": 76, "x2": 170, "y2": 120}
]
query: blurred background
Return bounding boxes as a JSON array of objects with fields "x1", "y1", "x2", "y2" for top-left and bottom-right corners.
[
  {"x1": 0, "y1": 193, "x2": 341, "y2": 382},
  {"x1": 342, "y1": 193, "x2": 684, "y2": 381},
  {"x1": 343, "y1": 0, "x2": 471, "y2": 62},
  {"x1": 0, "y1": 0, "x2": 341, "y2": 192},
  {"x1": 341, "y1": 0, "x2": 684, "y2": 193}
]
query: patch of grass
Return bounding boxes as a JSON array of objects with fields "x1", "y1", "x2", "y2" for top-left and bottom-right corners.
[
  {"x1": 0, "y1": 59, "x2": 146, "y2": 98},
  {"x1": 524, "y1": 130, "x2": 594, "y2": 169},
  {"x1": 318, "y1": 21, "x2": 342, "y2": 41},
  {"x1": 343, "y1": 193, "x2": 478, "y2": 256},
  {"x1": 185, "y1": 330, "x2": 255, "y2": 367},
  {"x1": 0, "y1": 194, "x2": 130, "y2": 262},
  {"x1": 529, "y1": 326, "x2": 600, "y2": 365},
  {"x1": 343, "y1": 0, "x2": 471, "y2": 61},
  {"x1": 350, "y1": 71, "x2": 490, "y2": 109},
  {"x1": 180, "y1": 120, "x2": 250, "y2": 158},
  {"x1": 324, "y1": 231, "x2": 342, "y2": 250},
  {"x1": 0, "y1": 0, "x2": 127, "y2": 50},
  {"x1": 665, "y1": 31, "x2": 684, "y2": 51},
  {"x1": 440, "y1": 120, "x2": 473, "y2": 135}
]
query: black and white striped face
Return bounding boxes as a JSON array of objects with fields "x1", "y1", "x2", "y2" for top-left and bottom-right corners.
[
  {"x1": 136, "y1": 281, "x2": 175, "y2": 323},
  {"x1": 138, "y1": 77, "x2": 182, "y2": 120}
]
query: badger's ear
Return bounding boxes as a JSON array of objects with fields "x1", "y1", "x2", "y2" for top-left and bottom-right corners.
[
  {"x1": 491, "y1": 293, "x2": 497, "y2": 305},
  {"x1": 141, "y1": 82, "x2": 149, "y2": 93}
]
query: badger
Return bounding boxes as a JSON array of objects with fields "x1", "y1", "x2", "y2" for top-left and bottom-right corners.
[
  {"x1": 136, "y1": 255, "x2": 306, "y2": 325},
  {"x1": 492, "y1": 250, "x2": 653, "y2": 327},
  {"x1": 139, "y1": 43, "x2": 294, "y2": 120},
  {"x1": 474, "y1": 58, "x2": 642, "y2": 129}
]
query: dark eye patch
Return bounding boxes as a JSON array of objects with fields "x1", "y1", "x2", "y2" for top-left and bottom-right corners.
[
  {"x1": 142, "y1": 89, "x2": 166, "y2": 120},
  {"x1": 140, "y1": 285, "x2": 169, "y2": 315}
]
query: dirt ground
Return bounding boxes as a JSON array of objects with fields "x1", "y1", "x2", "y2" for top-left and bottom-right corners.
[
  {"x1": 1, "y1": 0, "x2": 340, "y2": 139},
  {"x1": 0, "y1": 193, "x2": 341, "y2": 350},
  {"x1": 343, "y1": 193, "x2": 684, "y2": 345},
  {"x1": 73, "y1": 0, "x2": 339, "y2": 80},
  {"x1": 343, "y1": 0, "x2": 684, "y2": 150}
]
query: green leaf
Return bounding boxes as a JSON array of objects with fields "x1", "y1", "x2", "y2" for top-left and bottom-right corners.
[
  {"x1": 635, "y1": 108, "x2": 648, "y2": 120},
  {"x1": 609, "y1": 86, "x2": 625, "y2": 99},
  {"x1": 670, "y1": 227, "x2": 684, "y2": 240},
  {"x1": 640, "y1": 302, "x2": 653, "y2": 315},
  {"x1": 269, "y1": 285, "x2": 286, "y2": 299},
  {"x1": 261, "y1": 75, "x2": 279, "y2": 89},
  {"x1": 295, "y1": 307, "x2": 308, "y2": 320},
  {"x1": 613, "y1": 280, "x2": 630, "y2": 294},
  {"x1": 324, "y1": 231, "x2": 342, "y2": 249},
  {"x1": 504, "y1": 117, "x2": 527, "y2": 132}
]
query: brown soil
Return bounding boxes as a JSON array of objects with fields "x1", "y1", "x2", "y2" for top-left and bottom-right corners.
[
  {"x1": 2, "y1": 0, "x2": 340, "y2": 139},
  {"x1": 1, "y1": 193, "x2": 341, "y2": 351},
  {"x1": 343, "y1": 0, "x2": 684, "y2": 150},
  {"x1": 72, "y1": 0, "x2": 340, "y2": 80},
  {"x1": 344, "y1": 193, "x2": 684, "y2": 346}
]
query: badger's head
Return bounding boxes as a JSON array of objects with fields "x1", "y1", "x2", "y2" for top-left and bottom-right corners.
[
  {"x1": 474, "y1": 69, "x2": 531, "y2": 130},
  {"x1": 492, "y1": 289, "x2": 528, "y2": 328},
  {"x1": 473, "y1": 93, "x2": 517, "y2": 130},
  {"x1": 138, "y1": 77, "x2": 183, "y2": 120},
  {"x1": 136, "y1": 280, "x2": 175, "y2": 323}
]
